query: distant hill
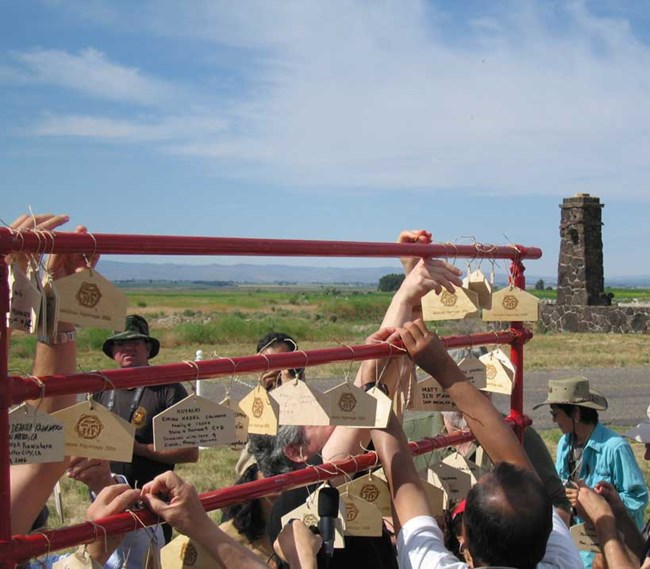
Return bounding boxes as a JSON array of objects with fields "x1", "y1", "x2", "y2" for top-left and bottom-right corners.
[{"x1": 97, "y1": 260, "x2": 648, "y2": 288}]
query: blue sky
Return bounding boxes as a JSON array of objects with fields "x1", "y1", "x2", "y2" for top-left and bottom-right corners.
[{"x1": 1, "y1": 0, "x2": 649, "y2": 278}]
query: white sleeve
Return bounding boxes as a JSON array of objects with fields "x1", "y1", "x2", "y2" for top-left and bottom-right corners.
[
  {"x1": 538, "y1": 509, "x2": 584, "y2": 569},
  {"x1": 397, "y1": 516, "x2": 468, "y2": 569}
]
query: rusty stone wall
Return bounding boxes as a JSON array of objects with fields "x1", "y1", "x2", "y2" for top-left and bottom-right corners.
[
  {"x1": 540, "y1": 305, "x2": 650, "y2": 333},
  {"x1": 557, "y1": 194, "x2": 611, "y2": 306}
]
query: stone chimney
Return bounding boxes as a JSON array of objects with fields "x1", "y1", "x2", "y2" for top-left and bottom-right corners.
[{"x1": 557, "y1": 194, "x2": 610, "y2": 306}]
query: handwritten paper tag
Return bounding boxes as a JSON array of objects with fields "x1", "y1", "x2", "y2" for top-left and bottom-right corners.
[
  {"x1": 8, "y1": 263, "x2": 42, "y2": 333},
  {"x1": 458, "y1": 355, "x2": 487, "y2": 389},
  {"x1": 421, "y1": 286, "x2": 479, "y2": 321},
  {"x1": 340, "y1": 472, "x2": 392, "y2": 517},
  {"x1": 54, "y1": 268, "x2": 128, "y2": 330},
  {"x1": 482, "y1": 286, "x2": 539, "y2": 322},
  {"x1": 53, "y1": 548, "x2": 103, "y2": 568},
  {"x1": 153, "y1": 395, "x2": 236, "y2": 450},
  {"x1": 52, "y1": 401, "x2": 135, "y2": 462},
  {"x1": 269, "y1": 380, "x2": 330, "y2": 426},
  {"x1": 421, "y1": 476, "x2": 448, "y2": 516},
  {"x1": 325, "y1": 383, "x2": 377, "y2": 427},
  {"x1": 220, "y1": 396, "x2": 249, "y2": 451},
  {"x1": 570, "y1": 522, "x2": 600, "y2": 552},
  {"x1": 9, "y1": 404, "x2": 65, "y2": 465},
  {"x1": 479, "y1": 351, "x2": 514, "y2": 394},
  {"x1": 161, "y1": 535, "x2": 215, "y2": 569},
  {"x1": 367, "y1": 386, "x2": 391, "y2": 428},
  {"x1": 463, "y1": 269, "x2": 492, "y2": 309},
  {"x1": 240, "y1": 385, "x2": 279, "y2": 435},
  {"x1": 340, "y1": 492, "x2": 383, "y2": 537},
  {"x1": 428, "y1": 461, "x2": 473, "y2": 502},
  {"x1": 443, "y1": 453, "x2": 481, "y2": 485},
  {"x1": 411, "y1": 376, "x2": 456, "y2": 411}
]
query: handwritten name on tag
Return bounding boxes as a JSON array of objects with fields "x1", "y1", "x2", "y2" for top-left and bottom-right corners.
[
  {"x1": 8, "y1": 263, "x2": 42, "y2": 333},
  {"x1": 9, "y1": 404, "x2": 65, "y2": 465},
  {"x1": 412, "y1": 376, "x2": 456, "y2": 411},
  {"x1": 55, "y1": 268, "x2": 127, "y2": 330},
  {"x1": 52, "y1": 401, "x2": 135, "y2": 462},
  {"x1": 269, "y1": 380, "x2": 330, "y2": 426},
  {"x1": 570, "y1": 522, "x2": 600, "y2": 552},
  {"x1": 428, "y1": 461, "x2": 473, "y2": 502},
  {"x1": 240, "y1": 385, "x2": 279, "y2": 435},
  {"x1": 153, "y1": 395, "x2": 236, "y2": 450},
  {"x1": 482, "y1": 286, "x2": 539, "y2": 322}
]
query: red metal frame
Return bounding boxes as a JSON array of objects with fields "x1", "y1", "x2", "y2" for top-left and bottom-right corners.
[{"x1": 0, "y1": 231, "x2": 539, "y2": 567}]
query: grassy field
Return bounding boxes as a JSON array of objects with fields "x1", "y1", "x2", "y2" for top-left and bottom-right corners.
[{"x1": 8, "y1": 285, "x2": 647, "y2": 533}]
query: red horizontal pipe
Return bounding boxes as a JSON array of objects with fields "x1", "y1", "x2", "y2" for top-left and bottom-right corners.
[
  {"x1": 3, "y1": 415, "x2": 531, "y2": 563},
  {"x1": 10, "y1": 329, "x2": 529, "y2": 405},
  {"x1": 0, "y1": 228, "x2": 542, "y2": 260}
]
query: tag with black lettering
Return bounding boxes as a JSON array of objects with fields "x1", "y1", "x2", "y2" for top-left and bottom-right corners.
[{"x1": 9, "y1": 404, "x2": 65, "y2": 465}]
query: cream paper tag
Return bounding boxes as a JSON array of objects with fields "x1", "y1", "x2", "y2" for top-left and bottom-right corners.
[
  {"x1": 325, "y1": 383, "x2": 377, "y2": 427},
  {"x1": 458, "y1": 355, "x2": 487, "y2": 389},
  {"x1": 443, "y1": 453, "x2": 481, "y2": 485},
  {"x1": 463, "y1": 269, "x2": 492, "y2": 309},
  {"x1": 269, "y1": 380, "x2": 330, "y2": 426},
  {"x1": 153, "y1": 395, "x2": 236, "y2": 450},
  {"x1": 474, "y1": 446, "x2": 492, "y2": 471},
  {"x1": 220, "y1": 396, "x2": 249, "y2": 451},
  {"x1": 52, "y1": 400, "x2": 135, "y2": 461},
  {"x1": 570, "y1": 522, "x2": 600, "y2": 553},
  {"x1": 161, "y1": 535, "x2": 215, "y2": 569},
  {"x1": 52, "y1": 547, "x2": 103, "y2": 568},
  {"x1": 425, "y1": 469, "x2": 450, "y2": 512},
  {"x1": 421, "y1": 476, "x2": 447, "y2": 516},
  {"x1": 240, "y1": 385, "x2": 279, "y2": 435},
  {"x1": 340, "y1": 492, "x2": 383, "y2": 537},
  {"x1": 9, "y1": 404, "x2": 65, "y2": 465},
  {"x1": 28, "y1": 263, "x2": 47, "y2": 337},
  {"x1": 482, "y1": 285, "x2": 539, "y2": 322},
  {"x1": 8, "y1": 263, "x2": 42, "y2": 333},
  {"x1": 479, "y1": 351, "x2": 514, "y2": 395},
  {"x1": 42, "y1": 277, "x2": 60, "y2": 338},
  {"x1": 367, "y1": 386, "x2": 391, "y2": 428},
  {"x1": 280, "y1": 487, "x2": 345, "y2": 548},
  {"x1": 428, "y1": 461, "x2": 473, "y2": 503},
  {"x1": 339, "y1": 472, "x2": 392, "y2": 517},
  {"x1": 421, "y1": 287, "x2": 479, "y2": 321},
  {"x1": 54, "y1": 268, "x2": 128, "y2": 330},
  {"x1": 490, "y1": 347, "x2": 516, "y2": 373},
  {"x1": 411, "y1": 376, "x2": 456, "y2": 411}
]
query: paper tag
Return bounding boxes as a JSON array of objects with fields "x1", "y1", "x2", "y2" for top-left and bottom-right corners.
[
  {"x1": 421, "y1": 287, "x2": 479, "y2": 321},
  {"x1": 490, "y1": 347, "x2": 516, "y2": 373},
  {"x1": 339, "y1": 472, "x2": 392, "y2": 517},
  {"x1": 9, "y1": 403, "x2": 65, "y2": 465},
  {"x1": 269, "y1": 380, "x2": 330, "y2": 426},
  {"x1": 340, "y1": 492, "x2": 383, "y2": 537},
  {"x1": 220, "y1": 396, "x2": 249, "y2": 451},
  {"x1": 463, "y1": 269, "x2": 492, "y2": 309},
  {"x1": 482, "y1": 286, "x2": 539, "y2": 322},
  {"x1": 458, "y1": 355, "x2": 487, "y2": 389},
  {"x1": 52, "y1": 547, "x2": 103, "y2": 568},
  {"x1": 240, "y1": 385, "x2": 279, "y2": 435},
  {"x1": 8, "y1": 263, "x2": 42, "y2": 333},
  {"x1": 365, "y1": 386, "x2": 391, "y2": 429},
  {"x1": 421, "y1": 476, "x2": 448, "y2": 516},
  {"x1": 570, "y1": 522, "x2": 600, "y2": 552},
  {"x1": 42, "y1": 278, "x2": 61, "y2": 338},
  {"x1": 52, "y1": 401, "x2": 135, "y2": 461},
  {"x1": 325, "y1": 383, "x2": 377, "y2": 427},
  {"x1": 443, "y1": 453, "x2": 481, "y2": 485},
  {"x1": 54, "y1": 268, "x2": 128, "y2": 330},
  {"x1": 161, "y1": 535, "x2": 215, "y2": 569},
  {"x1": 479, "y1": 351, "x2": 514, "y2": 394},
  {"x1": 411, "y1": 376, "x2": 456, "y2": 411},
  {"x1": 281, "y1": 488, "x2": 345, "y2": 548},
  {"x1": 153, "y1": 395, "x2": 236, "y2": 450},
  {"x1": 428, "y1": 461, "x2": 473, "y2": 502}
]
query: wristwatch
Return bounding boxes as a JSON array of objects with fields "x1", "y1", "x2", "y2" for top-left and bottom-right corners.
[{"x1": 37, "y1": 330, "x2": 76, "y2": 345}]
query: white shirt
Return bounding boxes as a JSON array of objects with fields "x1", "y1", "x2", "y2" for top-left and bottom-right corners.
[{"x1": 397, "y1": 509, "x2": 583, "y2": 569}]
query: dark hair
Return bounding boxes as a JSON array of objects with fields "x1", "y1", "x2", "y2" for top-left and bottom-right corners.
[
  {"x1": 555, "y1": 403, "x2": 599, "y2": 425},
  {"x1": 464, "y1": 462, "x2": 552, "y2": 569},
  {"x1": 443, "y1": 505, "x2": 464, "y2": 559},
  {"x1": 248, "y1": 426, "x2": 306, "y2": 477},
  {"x1": 220, "y1": 464, "x2": 267, "y2": 542},
  {"x1": 256, "y1": 332, "x2": 298, "y2": 354}
]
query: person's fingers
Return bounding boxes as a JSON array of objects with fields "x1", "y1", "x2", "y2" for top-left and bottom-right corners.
[
  {"x1": 366, "y1": 327, "x2": 397, "y2": 343},
  {"x1": 94, "y1": 483, "x2": 133, "y2": 503},
  {"x1": 36, "y1": 214, "x2": 70, "y2": 232}
]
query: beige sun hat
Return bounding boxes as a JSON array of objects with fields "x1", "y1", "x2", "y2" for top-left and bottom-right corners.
[
  {"x1": 533, "y1": 376, "x2": 608, "y2": 411},
  {"x1": 623, "y1": 404, "x2": 650, "y2": 443}
]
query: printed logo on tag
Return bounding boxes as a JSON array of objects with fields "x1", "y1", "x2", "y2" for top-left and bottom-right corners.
[
  {"x1": 338, "y1": 392, "x2": 357, "y2": 412},
  {"x1": 75, "y1": 415, "x2": 104, "y2": 439},
  {"x1": 76, "y1": 282, "x2": 102, "y2": 308}
]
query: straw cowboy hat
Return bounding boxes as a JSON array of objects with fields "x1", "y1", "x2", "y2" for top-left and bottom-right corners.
[
  {"x1": 624, "y1": 403, "x2": 650, "y2": 443},
  {"x1": 533, "y1": 376, "x2": 608, "y2": 411},
  {"x1": 102, "y1": 315, "x2": 160, "y2": 359}
]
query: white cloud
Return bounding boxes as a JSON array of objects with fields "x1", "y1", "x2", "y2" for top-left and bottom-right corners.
[{"x1": 9, "y1": 47, "x2": 177, "y2": 106}]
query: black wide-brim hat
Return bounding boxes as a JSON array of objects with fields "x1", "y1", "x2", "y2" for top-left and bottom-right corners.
[{"x1": 102, "y1": 314, "x2": 160, "y2": 359}]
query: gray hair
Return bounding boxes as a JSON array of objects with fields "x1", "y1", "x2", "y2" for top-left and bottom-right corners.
[{"x1": 248, "y1": 425, "x2": 307, "y2": 477}]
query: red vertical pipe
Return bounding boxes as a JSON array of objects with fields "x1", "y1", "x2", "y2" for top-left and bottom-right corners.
[
  {"x1": 0, "y1": 257, "x2": 14, "y2": 568},
  {"x1": 509, "y1": 246, "x2": 528, "y2": 441}
]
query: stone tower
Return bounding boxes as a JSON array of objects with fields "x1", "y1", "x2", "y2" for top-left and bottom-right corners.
[{"x1": 557, "y1": 193, "x2": 610, "y2": 306}]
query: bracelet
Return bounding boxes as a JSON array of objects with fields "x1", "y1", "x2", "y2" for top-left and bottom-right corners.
[
  {"x1": 37, "y1": 330, "x2": 76, "y2": 345},
  {"x1": 362, "y1": 381, "x2": 390, "y2": 396}
]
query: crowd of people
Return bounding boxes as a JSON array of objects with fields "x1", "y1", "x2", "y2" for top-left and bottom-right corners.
[{"x1": 6, "y1": 214, "x2": 650, "y2": 568}]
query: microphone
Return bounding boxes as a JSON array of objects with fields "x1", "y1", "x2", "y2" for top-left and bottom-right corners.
[{"x1": 317, "y1": 486, "x2": 339, "y2": 559}]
